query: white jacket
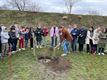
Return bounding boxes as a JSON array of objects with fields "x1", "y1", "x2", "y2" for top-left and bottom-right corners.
[
  {"x1": 92, "y1": 29, "x2": 100, "y2": 44},
  {"x1": 1, "y1": 26, "x2": 10, "y2": 43},
  {"x1": 85, "y1": 30, "x2": 92, "y2": 44}
]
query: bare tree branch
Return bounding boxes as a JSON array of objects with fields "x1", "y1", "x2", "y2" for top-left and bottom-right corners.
[{"x1": 64, "y1": 0, "x2": 80, "y2": 14}]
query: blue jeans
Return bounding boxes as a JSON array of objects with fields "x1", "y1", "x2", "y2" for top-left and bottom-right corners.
[
  {"x1": 51, "y1": 36, "x2": 57, "y2": 48},
  {"x1": 25, "y1": 40, "x2": 28, "y2": 48},
  {"x1": 63, "y1": 40, "x2": 69, "y2": 54},
  {"x1": 72, "y1": 38, "x2": 78, "y2": 51}
]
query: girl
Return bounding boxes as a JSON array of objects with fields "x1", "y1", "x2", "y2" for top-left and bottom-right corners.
[
  {"x1": 98, "y1": 28, "x2": 107, "y2": 55},
  {"x1": 86, "y1": 27, "x2": 94, "y2": 53},
  {"x1": 34, "y1": 26, "x2": 43, "y2": 48},
  {"x1": 50, "y1": 25, "x2": 59, "y2": 48},
  {"x1": 19, "y1": 26, "x2": 25, "y2": 51},
  {"x1": 8, "y1": 27, "x2": 17, "y2": 53},
  {"x1": 24, "y1": 28, "x2": 29, "y2": 48}
]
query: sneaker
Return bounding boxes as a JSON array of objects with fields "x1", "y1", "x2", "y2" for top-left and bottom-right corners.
[
  {"x1": 18, "y1": 49, "x2": 21, "y2": 51},
  {"x1": 98, "y1": 53, "x2": 101, "y2": 55},
  {"x1": 36, "y1": 46, "x2": 38, "y2": 48},
  {"x1": 40, "y1": 46, "x2": 42, "y2": 48},
  {"x1": 101, "y1": 53, "x2": 105, "y2": 55},
  {"x1": 61, "y1": 54, "x2": 67, "y2": 56},
  {"x1": 22, "y1": 48, "x2": 25, "y2": 50},
  {"x1": 31, "y1": 48, "x2": 33, "y2": 49},
  {"x1": 11, "y1": 51, "x2": 16, "y2": 54}
]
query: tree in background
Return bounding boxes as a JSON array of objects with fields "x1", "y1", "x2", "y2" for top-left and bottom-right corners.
[
  {"x1": 64, "y1": 0, "x2": 81, "y2": 14},
  {"x1": 1, "y1": 0, "x2": 42, "y2": 12}
]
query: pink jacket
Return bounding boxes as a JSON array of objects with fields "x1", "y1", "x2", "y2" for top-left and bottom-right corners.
[{"x1": 50, "y1": 26, "x2": 59, "y2": 37}]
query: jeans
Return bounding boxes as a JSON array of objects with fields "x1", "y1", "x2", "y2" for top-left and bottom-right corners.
[
  {"x1": 51, "y1": 36, "x2": 57, "y2": 48},
  {"x1": 42, "y1": 37, "x2": 46, "y2": 46},
  {"x1": 72, "y1": 38, "x2": 78, "y2": 51},
  {"x1": 0, "y1": 41, "x2": 1, "y2": 53},
  {"x1": 25, "y1": 40, "x2": 28, "y2": 48},
  {"x1": 98, "y1": 47, "x2": 104, "y2": 53},
  {"x1": 11, "y1": 40, "x2": 16, "y2": 51},
  {"x1": 63, "y1": 40, "x2": 69, "y2": 54}
]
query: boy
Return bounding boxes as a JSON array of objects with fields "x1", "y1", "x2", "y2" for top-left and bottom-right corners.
[
  {"x1": 55, "y1": 25, "x2": 73, "y2": 56},
  {"x1": 1, "y1": 26, "x2": 10, "y2": 59}
]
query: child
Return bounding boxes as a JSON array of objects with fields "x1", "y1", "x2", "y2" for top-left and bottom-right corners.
[
  {"x1": 78, "y1": 27, "x2": 87, "y2": 52},
  {"x1": 92, "y1": 27, "x2": 101, "y2": 54},
  {"x1": 34, "y1": 26, "x2": 43, "y2": 48},
  {"x1": 29, "y1": 27, "x2": 33, "y2": 49},
  {"x1": 19, "y1": 26, "x2": 25, "y2": 51},
  {"x1": 8, "y1": 27, "x2": 17, "y2": 53},
  {"x1": 50, "y1": 25, "x2": 59, "y2": 48},
  {"x1": 98, "y1": 28, "x2": 107, "y2": 55},
  {"x1": 1, "y1": 26, "x2": 10, "y2": 59},
  {"x1": 0, "y1": 25, "x2": 2, "y2": 56},
  {"x1": 55, "y1": 25, "x2": 73, "y2": 56},
  {"x1": 42, "y1": 26, "x2": 48, "y2": 47},
  {"x1": 71, "y1": 24, "x2": 79, "y2": 52},
  {"x1": 24, "y1": 28, "x2": 29, "y2": 48},
  {"x1": 86, "y1": 27, "x2": 94, "y2": 53}
]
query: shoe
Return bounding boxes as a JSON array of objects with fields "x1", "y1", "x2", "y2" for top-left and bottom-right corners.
[
  {"x1": 22, "y1": 48, "x2": 25, "y2": 50},
  {"x1": 11, "y1": 51, "x2": 16, "y2": 54},
  {"x1": 40, "y1": 46, "x2": 42, "y2": 48},
  {"x1": 61, "y1": 54, "x2": 67, "y2": 56},
  {"x1": 18, "y1": 49, "x2": 21, "y2": 51},
  {"x1": 98, "y1": 53, "x2": 101, "y2": 55},
  {"x1": 31, "y1": 48, "x2": 33, "y2": 49},
  {"x1": 101, "y1": 53, "x2": 105, "y2": 55},
  {"x1": 36, "y1": 46, "x2": 38, "y2": 48}
]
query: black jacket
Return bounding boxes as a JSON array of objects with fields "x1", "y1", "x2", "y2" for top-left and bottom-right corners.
[
  {"x1": 78, "y1": 28, "x2": 87, "y2": 44},
  {"x1": 34, "y1": 28, "x2": 43, "y2": 41}
]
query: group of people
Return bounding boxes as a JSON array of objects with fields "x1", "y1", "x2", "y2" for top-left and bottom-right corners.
[{"x1": 0, "y1": 23, "x2": 107, "y2": 59}]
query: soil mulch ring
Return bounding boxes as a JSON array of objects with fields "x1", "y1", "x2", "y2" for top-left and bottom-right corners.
[{"x1": 38, "y1": 55, "x2": 71, "y2": 72}]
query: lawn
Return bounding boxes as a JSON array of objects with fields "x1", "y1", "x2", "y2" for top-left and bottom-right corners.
[{"x1": 0, "y1": 47, "x2": 107, "y2": 80}]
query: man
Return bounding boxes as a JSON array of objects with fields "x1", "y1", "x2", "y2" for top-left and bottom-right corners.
[{"x1": 55, "y1": 25, "x2": 73, "y2": 56}]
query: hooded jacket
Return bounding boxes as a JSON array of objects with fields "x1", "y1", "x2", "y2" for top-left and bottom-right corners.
[{"x1": 1, "y1": 26, "x2": 10, "y2": 43}]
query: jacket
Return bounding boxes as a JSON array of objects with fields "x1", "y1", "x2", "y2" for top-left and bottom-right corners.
[
  {"x1": 60, "y1": 27, "x2": 73, "y2": 43},
  {"x1": 50, "y1": 26, "x2": 59, "y2": 37},
  {"x1": 34, "y1": 27, "x2": 43, "y2": 41},
  {"x1": 71, "y1": 28, "x2": 79, "y2": 39},
  {"x1": 78, "y1": 28, "x2": 87, "y2": 44},
  {"x1": 42, "y1": 27, "x2": 48, "y2": 37},
  {"x1": 1, "y1": 26, "x2": 10, "y2": 43}
]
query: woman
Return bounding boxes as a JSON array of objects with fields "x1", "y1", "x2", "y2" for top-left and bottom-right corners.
[
  {"x1": 92, "y1": 27, "x2": 101, "y2": 54},
  {"x1": 86, "y1": 27, "x2": 94, "y2": 53},
  {"x1": 98, "y1": 28, "x2": 107, "y2": 55}
]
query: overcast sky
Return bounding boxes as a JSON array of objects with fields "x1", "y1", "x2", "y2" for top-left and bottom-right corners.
[{"x1": 0, "y1": 0, "x2": 107, "y2": 16}]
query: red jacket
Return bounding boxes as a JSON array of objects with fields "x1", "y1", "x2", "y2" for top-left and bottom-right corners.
[{"x1": 42, "y1": 27, "x2": 48, "y2": 37}]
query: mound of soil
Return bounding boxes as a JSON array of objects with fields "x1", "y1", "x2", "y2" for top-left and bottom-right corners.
[{"x1": 38, "y1": 56, "x2": 71, "y2": 72}]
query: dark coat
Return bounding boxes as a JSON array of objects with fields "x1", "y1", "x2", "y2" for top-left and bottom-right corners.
[
  {"x1": 8, "y1": 31, "x2": 17, "y2": 43},
  {"x1": 34, "y1": 28, "x2": 43, "y2": 41},
  {"x1": 78, "y1": 28, "x2": 87, "y2": 44}
]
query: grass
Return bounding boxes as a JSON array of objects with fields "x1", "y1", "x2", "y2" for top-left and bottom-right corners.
[
  {"x1": 0, "y1": 47, "x2": 107, "y2": 80},
  {"x1": 0, "y1": 10, "x2": 107, "y2": 27}
]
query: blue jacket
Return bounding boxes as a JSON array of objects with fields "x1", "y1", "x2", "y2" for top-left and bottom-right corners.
[
  {"x1": 71, "y1": 28, "x2": 79, "y2": 39},
  {"x1": 25, "y1": 32, "x2": 29, "y2": 40}
]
